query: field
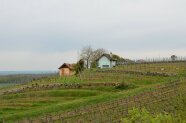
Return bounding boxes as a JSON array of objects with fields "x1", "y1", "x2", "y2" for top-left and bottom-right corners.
[
  {"x1": 0, "y1": 74, "x2": 56, "y2": 89},
  {"x1": 0, "y1": 61, "x2": 185, "y2": 123}
]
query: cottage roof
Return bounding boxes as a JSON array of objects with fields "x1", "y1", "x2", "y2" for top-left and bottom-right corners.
[
  {"x1": 58, "y1": 63, "x2": 73, "y2": 70},
  {"x1": 96, "y1": 54, "x2": 117, "y2": 61}
]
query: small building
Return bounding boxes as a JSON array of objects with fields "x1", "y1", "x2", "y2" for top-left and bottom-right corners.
[
  {"x1": 96, "y1": 54, "x2": 117, "y2": 69},
  {"x1": 58, "y1": 63, "x2": 74, "y2": 76}
]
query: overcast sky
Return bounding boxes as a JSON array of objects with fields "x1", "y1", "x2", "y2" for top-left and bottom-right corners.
[{"x1": 0, "y1": 0, "x2": 186, "y2": 71}]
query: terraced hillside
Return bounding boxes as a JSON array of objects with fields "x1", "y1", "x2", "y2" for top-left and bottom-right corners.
[
  {"x1": 53, "y1": 80, "x2": 186, "y2": 123},
  {"x1": 0, "y1": 61, "x2": 185, "y2": 123}
]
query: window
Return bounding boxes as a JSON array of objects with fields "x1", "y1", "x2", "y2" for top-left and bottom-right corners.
[{"x1": 102, "y1": 65, "x2": 109, "y2": 68}]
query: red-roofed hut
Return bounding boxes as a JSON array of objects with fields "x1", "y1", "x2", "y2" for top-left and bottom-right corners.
[{"x1": 58, "y1": 63, "x2": 74, "y2": 76}]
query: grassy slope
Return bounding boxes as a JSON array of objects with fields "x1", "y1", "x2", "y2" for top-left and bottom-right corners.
[{"x1": 0, "y1": 62, "x2": 185, "y2": 122}]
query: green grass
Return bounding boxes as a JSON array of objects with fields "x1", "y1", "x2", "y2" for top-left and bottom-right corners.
[
  {"x1": 0, "y1": 84, "x2": 161, "y2": 122},
  {"x1": 115, "y1": 62, "x2": 186, "y2": 74},
  {"x1": 0, "y1": 62, "x2": 185, "y2": 122},
  {"x1": 121, "y1": 89, "x2": 186, "y2": 123},
  {"x1": 0, "y1": 89, "x2": 101, "y2": 121},
  {"x1": 82, "y1": 71, "x2": 178, "y2": 85}
]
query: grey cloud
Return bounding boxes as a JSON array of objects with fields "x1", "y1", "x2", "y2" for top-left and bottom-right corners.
[{"x1": 0, "y1": 0, "x2": 186, "y2": 70}]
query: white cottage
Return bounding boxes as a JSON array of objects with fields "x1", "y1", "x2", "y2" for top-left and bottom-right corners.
[{"x1": 96, "y1": 54, "x2": 117, "y2": 69}]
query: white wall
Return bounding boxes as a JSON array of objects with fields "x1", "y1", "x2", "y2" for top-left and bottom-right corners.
[{"x1": 98, "y1": 56, "x2": 111, "y2": 68}]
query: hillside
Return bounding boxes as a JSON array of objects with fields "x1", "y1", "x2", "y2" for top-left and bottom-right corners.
[{"x1": 0, "y1": 61, "x2": 185, "y2": 123}]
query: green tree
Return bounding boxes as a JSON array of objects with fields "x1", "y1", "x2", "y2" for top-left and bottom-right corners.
[
  {"x1": 74, "y1": 59, "x2": 84, "y2": 75},
  {"x1": 111, "y1": 53, "x2": 123, "y2": 60},
  {"x1": 171, "y1": 55, "x2": 177, "y2": 61}
]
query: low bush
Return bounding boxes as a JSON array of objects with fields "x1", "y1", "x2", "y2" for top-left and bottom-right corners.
[
  {"x1": 121, "y1": 108, "x2": 185, "y2": 123},
  {"x1": 115, "y1": 82, "x2": 137, "y2": 90}
]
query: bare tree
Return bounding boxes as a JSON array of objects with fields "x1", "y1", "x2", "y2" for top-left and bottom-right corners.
[
  {"x1": 91, "y1": 48, "x2": 108, "y2": 62},
  {"x1": 80, "y1": 46, "x2": 93, "y2": 69},
  {"x1": 90, "y1": 48, "x2": 108, "y2": 68},
  {"x1": 80, "y1": 46, "x2": 108, "y2": 68}
]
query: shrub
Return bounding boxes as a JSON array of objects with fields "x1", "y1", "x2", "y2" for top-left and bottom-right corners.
[
  {"x1": 121, "y1": 108, "x2": 185, "y2": 123},
  {"x1": 115, "y1": 82, "x2": 137, "y2": 90}
]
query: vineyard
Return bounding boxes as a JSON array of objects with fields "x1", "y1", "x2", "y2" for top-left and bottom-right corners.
[
  {"x1": 14, "y1": 80, "x2": 186, "y2": 123},
  {"x1": 0, "y1": 61, "x2": 185, "y2": 123},
  {"x1": 81, "y1": 61, "x2": 185, "y2": 83}
]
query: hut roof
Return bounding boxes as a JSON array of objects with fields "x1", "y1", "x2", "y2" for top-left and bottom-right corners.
[
  {"x1": 96, "y1": 53, "x2": 117, "y2": 61},
  {"x1": 58, "y1": 63, "x2": 73, "y2": 70}
]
